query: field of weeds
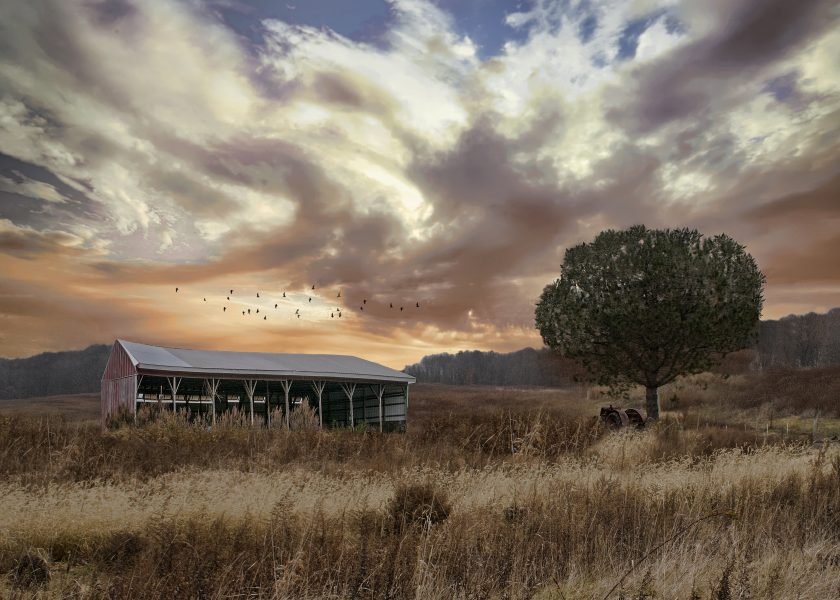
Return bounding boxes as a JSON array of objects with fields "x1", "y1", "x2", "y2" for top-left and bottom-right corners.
[{"x1": 1, "y1": 372, "x2": 839, "y2": 599}]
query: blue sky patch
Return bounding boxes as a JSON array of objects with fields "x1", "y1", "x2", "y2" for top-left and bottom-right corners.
[
  {"x1": 213, "y1": 0, "x2": 538, "y2": 58},
  {"x1": 616, "y1": 11, "x2": 664, "y2": 60},
  {"x1": 578, "y1": 12, "x2": 598, "y2": 43},
  {"x1": 616, "y1": 9, "x2": 685, "y2": 61},
  {"x1": 764, "y1": 71, "x2": 800, "y2": 104}
]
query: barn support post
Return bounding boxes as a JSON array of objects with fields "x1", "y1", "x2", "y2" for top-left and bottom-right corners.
[
  {"x1": 204, "y1": 378, "x2": 220, "y2": 426},
  {"x1": 362, "y1": 387, "x2": 368, "y2": 426},
  {"x1": 311, "y1": 381, "x2": 326, "y2": 429},
  {"x1": 242, "y1": 379, "x2": 258, "y2": 426},
  {"x1": 375, "y1": 384, "x2": 385, "y2": 432},
  {"x1": 168, "y1": 377, "x2": 181, "y2": 414},
  {"x1": 340, "y1": 382, "x2": 357, "y2": 428},
  {"x1": 405, "y1": 383, "x2": 410, "y2": 430},
  {"x1": 280, "y1": 379, "x2": 292, "y2": 430},
  {"x1": 265, "y1": 380, "x2": 271, "y2": 427},
  {"x1": 134, "y1": 374, "x2": 143, "y2": 424},
  {"x1": 212, "y1": 378, "x2": 219, "y2": 425}
]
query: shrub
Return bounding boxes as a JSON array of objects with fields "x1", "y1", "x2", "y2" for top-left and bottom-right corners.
[
  {"x1": 502, "y1": 504, "x2": 526, "y2": 524},
  {"x1": 289, "y1": 402, "x2": 320, "y2": 431},
  {"x1": 10, "y1": 552, "x2": 50, "y2": 588},
  {"x1": 95, "y1": 530, "x2": 146, "y2": 571},
  {"x1": 387, "y1": 482, "x2": 451, "y2": 533},
  {"x1": 713, "y1": 563, "x2": 734, "y2": 600}
]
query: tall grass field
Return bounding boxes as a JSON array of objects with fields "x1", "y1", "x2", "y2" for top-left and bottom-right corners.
[{"x1": 1, "y1": 368, "x2": 839, "y2": 598}]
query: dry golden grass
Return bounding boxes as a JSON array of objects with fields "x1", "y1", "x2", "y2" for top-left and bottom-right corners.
[
  {"x1": 0, "y1": 393, "x2": 99, "y2": 422},
  {"x1": 1, "y1": 375, "x2": 839, "y2": 598}
]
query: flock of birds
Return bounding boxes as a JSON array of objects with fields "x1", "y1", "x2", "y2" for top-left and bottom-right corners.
[{"x1": 174, "y1": 285, "x2": 421, "y2": 322}]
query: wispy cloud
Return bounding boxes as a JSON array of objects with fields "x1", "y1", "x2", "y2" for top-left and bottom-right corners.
[{"x1": 1, "y1": 0, "x2": 838, "y2": 363}]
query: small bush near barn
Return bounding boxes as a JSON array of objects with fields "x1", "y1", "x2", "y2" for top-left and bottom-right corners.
[{"x1": 387, "y1": 481, "x2": 451, "y2": 533}]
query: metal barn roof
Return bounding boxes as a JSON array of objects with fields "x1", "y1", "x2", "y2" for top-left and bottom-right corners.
[{"x1": 116, "y1": 340, "x2": 415, "y2": 383}]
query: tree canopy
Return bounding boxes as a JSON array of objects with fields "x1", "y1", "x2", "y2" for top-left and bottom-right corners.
[{"x1": 535, "y1": 225, "x2": 765, "y2": 419}]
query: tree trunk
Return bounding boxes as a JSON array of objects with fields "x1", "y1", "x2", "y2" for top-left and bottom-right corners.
[{"x1": 645, "y1": 386, "x2": 660, "y2": 420}]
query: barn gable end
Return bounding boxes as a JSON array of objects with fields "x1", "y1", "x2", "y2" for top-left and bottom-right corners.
[{"x1": 101, "y1": 341, "x2": 138, "y2": 428}]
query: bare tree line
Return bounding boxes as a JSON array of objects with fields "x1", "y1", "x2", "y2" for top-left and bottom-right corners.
[
  {"x1": 406, "y1": 309, "x2": 840, "y2": 386},
  {"x1": 0, "y1": 345, "x2": 110, "y2": 400},
  {"x1": 755, "y1": 308, "x2": 840, "y2": 369},
  {"x1": 0, "y1": 309, "x2": 838, "y2": 399}
]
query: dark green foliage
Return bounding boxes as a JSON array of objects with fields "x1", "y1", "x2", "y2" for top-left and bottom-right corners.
[{"x1": 536, "y1": 226, "x2": 765, "y2": 418}]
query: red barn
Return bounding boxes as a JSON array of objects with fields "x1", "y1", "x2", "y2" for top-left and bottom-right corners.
[{"x1": 101, "y1": 340, "x2": 414, "y2": 431}]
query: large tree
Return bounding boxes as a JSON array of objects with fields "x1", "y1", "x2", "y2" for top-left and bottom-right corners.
[{"x1": 535, "y1": 226, "x2": 765, "y2": 419}]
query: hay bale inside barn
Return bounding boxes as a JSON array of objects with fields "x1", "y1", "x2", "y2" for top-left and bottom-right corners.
[{"x1": 101, "y1": 340, "x2": 414, "y2": 430}]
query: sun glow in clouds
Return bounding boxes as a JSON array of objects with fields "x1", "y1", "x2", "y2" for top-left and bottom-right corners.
[{"x1": 0, "y1": 0, "x2": 838, "y2": 363}]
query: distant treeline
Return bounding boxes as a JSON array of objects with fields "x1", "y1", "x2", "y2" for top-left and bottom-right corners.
[
  {"x1": 1, "y1": 308, "x2": 839, "y2": 399},
  {"x1": 0, "y1": 344, "x2": 110, "y2": 400},
  {"x1": 405, "y1": 347, "x2": 588, "y2": 388},
  {"x1": 756, "y1": 308, "x2": 840, "y2": 369},
  {"x1": 405, "y1": 309, "x2": 840, "y2": 386}
]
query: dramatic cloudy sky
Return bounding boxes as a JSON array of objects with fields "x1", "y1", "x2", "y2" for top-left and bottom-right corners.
[{"x1": 0, "y1": 0, "x2": 838, "y2": 367}]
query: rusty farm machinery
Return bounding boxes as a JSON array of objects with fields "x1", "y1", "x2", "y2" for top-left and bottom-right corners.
[{"x1": 599, "y1": 405, "x2": 647, "y2": 429}]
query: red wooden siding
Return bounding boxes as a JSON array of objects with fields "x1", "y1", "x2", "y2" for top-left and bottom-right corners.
[
  {"x1": 101, "y1": 341, "x2": 137, "y2": 428},
  {"x1": 102, "y1": 340, "x2": 135, "y2": 380}
]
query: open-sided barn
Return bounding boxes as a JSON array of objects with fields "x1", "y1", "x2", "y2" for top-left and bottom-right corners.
[{"x1": 101, "y1": 340, "x2": 414, "y2": 430}]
